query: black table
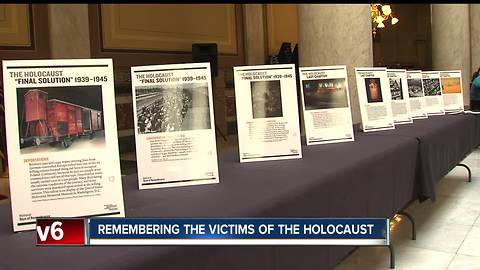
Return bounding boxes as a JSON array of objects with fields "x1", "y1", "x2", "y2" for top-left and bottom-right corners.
[
  {"x1": 357, "y1": 113, "x2": 476, "y2": 201},
  {"x1": 0, "y1": 133, "x2": 419, "y2": 270},
  {"x1": 471, "y1": 113, "x2": 480, "y2": 147}
]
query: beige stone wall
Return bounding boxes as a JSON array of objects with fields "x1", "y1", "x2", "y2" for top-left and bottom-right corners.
[
  {"x1": 431, "y1": 4, "x2": 471, "y2": 106},
  {"x1": 48, "y1": 4, "x2": 91, "y2": 58},
  {"x1": 298, "y1": 4, "x2": 373, "y2": 124},
  {"x1": 470, "y1": 4, "x2": 480, "y2": 77},
  {"x1": 243, "y1": 4, "x2": 266, "y2": 65}
]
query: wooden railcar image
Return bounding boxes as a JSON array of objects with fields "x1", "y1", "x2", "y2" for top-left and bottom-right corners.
[{"x1": 21, "y1": 89, "x2": 103, "y2": 148}]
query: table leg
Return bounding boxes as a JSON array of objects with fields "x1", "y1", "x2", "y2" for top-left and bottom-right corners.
[
  {"x1": 457, "y1": 163, "x2": 472, "y2": 182},
  {"x1": 397, "y1": 211, "x2": 416, "y2": 240},
  {"x1": 388, "y1": 244, "x2": 395, "y2": 269}
]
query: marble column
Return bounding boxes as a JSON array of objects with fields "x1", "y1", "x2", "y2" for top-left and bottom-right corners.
[
  {"x1": 48, "y1": 4, "x2": 91, "y2": 58},
  {"x1": 470, "y1": 4, "x2": 480, "y2": 77},
  {"x1": 244, "y1": 4, "x2": 266, "y2": 65},
  {"x1": 431, "y1": 4, "x2": 470, "y2": 106},
  {"x1": 298, "y1": 4, "x2": 373, "y2": 124}
]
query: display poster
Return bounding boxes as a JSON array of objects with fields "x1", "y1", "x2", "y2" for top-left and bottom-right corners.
[
  {"x1": 439, "y1": 70, "x2": 464, "y2": 113},
  {"x1": 233, "y1": 64, "x2": 302, "y2": 162},
  {"x1": 2, "y1": 59, "x2": 125, "y2": 232},
  {"x1": 355, "y1": 67, "x2": 395, "y2": 132},
  {"x1": 422, "y1": 71, "x2": 445, "y2": 115},
  {"x1": 298, "y1": 65, "x2": 354, "y2": 145},
  {"x1": 406, "y1": 70, "x2": 428, "y2": 119},
  {"x1": 131, "y1": 63, "x2": 219, "y2": 189},
  {"x1": 387, "y1": 69, "x2": 413, "y2": 124}
]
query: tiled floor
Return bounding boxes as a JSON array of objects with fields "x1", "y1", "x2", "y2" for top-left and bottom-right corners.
[{"x1": 334, "y1": 148, "x2": 480, "y2": 270}]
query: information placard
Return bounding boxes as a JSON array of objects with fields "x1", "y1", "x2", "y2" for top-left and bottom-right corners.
[
  {"x1": 299, "y1": 65, "x2": 354, "y2": 145},
  {"x1": 131, "y1": 63, "x2": 219, "y2": 189},
  {"x1": 406, "y1": 70, "x2": 428, "y2": 119},
  {"x1": 422, "y1": 71, "x2": 445, "y2": 115},
  {"x1": 2, "y1": 59, "x2": 125, "y2": 232},
  {"x1": 355, "y1": 67, "x2": 395, "y2": 132},
  {"x1": 233, "y1": 64, "x2": 302, "y2": 162},
  {"x1": 387, "y1": 69, "x2": 413, "y2": 124},
  {"x1": 440, "y1": 70, "x2": 464, "y2": 113}
]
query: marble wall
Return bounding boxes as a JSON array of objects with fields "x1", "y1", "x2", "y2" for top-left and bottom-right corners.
[
  {"x1": 431, "y1": 4, "x2": 471, "y2": 105},
  {"x1": 48, "y1": 4, "x2": 91, "y2": 58},
  {"x1": 470, "y1": 4, "x2": 480, "y2": 77},
  {"x1": 243, "y1": 4, "x2": 266, "y2": 65},
  {"x1": 298, "y1": 4, "x2": 373, "y2": 124}
]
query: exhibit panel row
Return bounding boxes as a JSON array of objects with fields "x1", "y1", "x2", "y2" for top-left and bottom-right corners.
[
  {"x1": 407, "y1": 70, "x2": 429, "y2": 119},
  {"x1": 2, "y1": 59, "x2": 125, "y2": 232},
  {"x1": 387, "y1": 69, "x2": 413, "y2": 125},
  {"x1": 422, "y1": 71, "x2": 445, "y2": 116},
  {"x1": 131, "y1": 63, "x2": 219, "y2": 189},
  {"x1": 355, "y1": 67, "x2": 395, "y2": 132},
  {"x1": 299, "y1": 66, "x2": 354, "y2": 146},
  {"x1": 233, "y1": 64, "x2": 302, "y2": 163},
  {"x1": 1, "y1": 58, "x2": 466, "y2": 232}
]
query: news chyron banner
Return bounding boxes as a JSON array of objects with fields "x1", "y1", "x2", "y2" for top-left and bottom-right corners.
[
  {"x1": 2, "y1": 59, "x2": 125, "y2": 232},
  {"x1": 131, "y1": 63, "x2": 219, "y2": 189},
  {"x1": 406, "y1": 70, "x2": 428, "y2": 119},
  {"x1": 387, "y1": 69, "x2": 413, "y2": 124},
  {"x1": 233, "y1": 64, "x2": 302, "y2": 162},
  {"x1": 440, "y1": 70, "x2": 464, "y2": 113},
  {"x1": 36, "y1": 218, "x2": 390, "y2": 246},
  {"x1": 422, "y1": 71, "x2": 445, "y2": 115},
  {"x1": 299, "y1": 65, "x2": 354, "y2": 145},
  {"x1": 355, "y1": 67, "x2": 395, "y2": 132}
]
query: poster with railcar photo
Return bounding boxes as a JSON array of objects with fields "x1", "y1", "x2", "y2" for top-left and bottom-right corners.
[
  {"x1": 299, "y1": 65, "x2": 354, "y2": 145},
  {"x1": 2, "y1": 59, "x2": 125, "y2": 232},
  {"x1": 131, "y1": 62, "x2": 219, "y2": 189},
  {"x1": 406, "y1": 70, "x2": 428, "y2": 119},
  {"x1": 387, "y1": 69, "x2": 413, "y2": 124},
  {"x1": 355, "y1": 67, "x2": 395, "y2": 132},
  {"x1": 17, "y1": 86, "x2": 105, "y2": 153},
  {"x1": 422, "y1": 71, "x2": 445, "y2": 115},
  {"x1": 233, "y1": 64, "x2": 302, "y2": 162},
  {"x1": 439, "y1": 70, "x2": 464, "y2": 113}
]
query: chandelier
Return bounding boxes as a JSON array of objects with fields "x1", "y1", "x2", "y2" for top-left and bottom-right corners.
[{"x1": 371, "y1": 4, "x2": 399, "y2": 38}]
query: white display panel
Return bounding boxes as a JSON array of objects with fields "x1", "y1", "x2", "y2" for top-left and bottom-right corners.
[
  {"x1": 233, "y1": 64, "x2": 302, "y2": 162},
  {"x1": 299, "y1": 65, "x2": 354, "y2": 145},
  {"x1": 2, "y1": 59, "x2": 125, "y2": 232},
  {"x1": 387, "y1": 69, "x2": 413, "y2": 124},
  {"x1": 130, "y1": 63, "x2": 219, "y2": 189},
  {"x1": 406, "y1": 70, "x2": 428, "y2": 119},
  {"x1": 355, "y1": 67, "x2": 395, "y2": 132},
  {"x1": 439, "y1": 70, "x2": 464, "y2": 113},
  {"x1": 422, "y1": 71, "x2": 445, "y2": 115}
]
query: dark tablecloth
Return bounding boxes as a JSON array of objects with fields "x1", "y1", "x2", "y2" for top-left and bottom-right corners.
[
  {"x1": 472, "y1": 113, "x2": 480, "y2": 147},
  {"x1": 356, "y1": 114, "x2": 476, "y2": 201},
  {"x1": 0, "y1": 133, "x2": 419, "y2": 270}
]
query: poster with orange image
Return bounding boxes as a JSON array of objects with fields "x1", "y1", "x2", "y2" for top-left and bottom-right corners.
[{"x1": 440, "y1": 71, "x2": 464, "y2": 113}]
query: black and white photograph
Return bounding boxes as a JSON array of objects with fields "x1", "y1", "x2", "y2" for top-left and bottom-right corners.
[
  {"x1": 302, "y1": 78, "x2": 349, "y2": 110},
  {"x1": 408, "y1": 79, "x2": 424, "y2": 97},
  {"x1": 17, "y1": 86, "x2": 105, "y2": 153},
  {"x1": 135, "y1": 83, "x2": 211, "y2": 134},
  {"x1": 422, "y1": 78, "x2": 441, "y2": 96},
  {"x1": 389, "y1": 78, "x2": 403, "y2": 100},
  {"x1": 250, "y1": 80, "x2": 283, "y2": 118},
  {"x1": 364, "y1": 78, "x2": 383, "y2": 103}
]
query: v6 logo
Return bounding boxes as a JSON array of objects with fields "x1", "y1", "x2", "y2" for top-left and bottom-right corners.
[
  {"x1": 37, "y1": 221, "x2": 64, "y2": 241},
  {"x1": 36, "y1": 219, "x2": 85, "y2": 245}
]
